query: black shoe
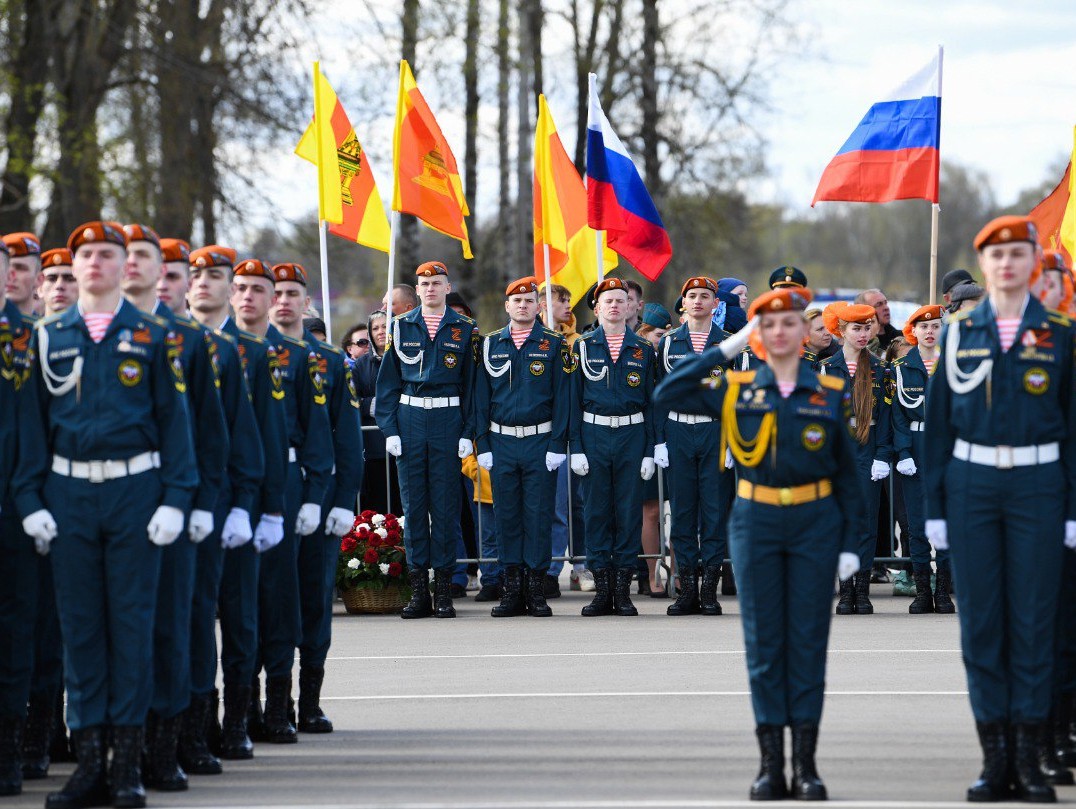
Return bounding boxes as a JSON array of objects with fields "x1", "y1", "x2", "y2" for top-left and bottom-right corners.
[
  {"x1": 968, "y1": 722, "x2": 1011, "y2": 802},
  {"x1": 853, "y1": 571, "x2": 873, "y2": 615},
  {"x1": 749, "y1": 724, "x2": 787, "y2": 800},
  {"x1": 46, "y1": 726, "x2": 109, "y2": 809},
  {"x1": 491, "y1": 566, "x2": 526, "y2": 617},
  {"x1": 401, "y1": 568, "x2": 433, "y2": 618},
  {"x1": 721, "y1": 561, "x2": 737, "y2": 595},
  {"x1": 835, "y1": 578, "x2": 855, "y2": 615},
  {"x1": 144, "y1": 713, "x2": 188, "y2": 792},
  {"x1": 613, "y1": 567, "x2": 639, "y2": 616},
  {"x1": 0, "y1": 715, "x2": 23, "y2": 796},
  {"x1": 298, "y1": 666, "x2": 333, "y2": 734},
  {"x1": 525, "y1": 568, "x2": 553, "y2": 617},
  {"x1": 790, "y1": 724, "x2": 827, "y2": 800},
  {"x1": 263, "y1": 677, "x2": 298, "y2": 744},
  {"x1": 909, "y1": 565, "x2": 935, "y2": 615},
  {"x1": 543, "y1": 575, "x2": 561, "y2": 599},
  {"x1": 870, "y1": 565, "x2": 890, "y2": 584},
  {"x1": 667, "y1": 566, "x2": 701, "y2": 616},
  {"x1": 1038, "y1": 720, "x2": 1074, "y2": 785},
  {"x1": 21, "y1": 691, "x2": 52, "y2": 780},
  {"x1": 699, "y1": 565, "x2": 723, "y2": 616},
  {"x1": 636, "y1": 571, "x2": 652, "y2": 596},
  {"x1": 581, "y1": 569, "x2": 615, "y2": 616},
  {"x1": 474, "y1": 583, "x2": 501, "y2": 602},
  {"x1": 109, "y1": 725, "x2": 147, "y2": 808},
  {"x1": 1055, "y1": 695, "x2": 1076, "y2": 767},
  {"x1": 177, "y1": 693, "x2": 222, "y2": 775},
  {"x1": 1014, "y1": 723, "x2": 1057, "y2": 802},
  {"x1": 49, "y1": 689, "x2": 74, "y2": 764},
  {"x1": 934, "y1": 563, "x2": 956, "y2": 614},
  {"x1": 220, "y1": 682, "x2": 254, "y2": 760},
  {"x1": 449, "y1": 583, "x2": 467, "y2": 599},
  {"x1": 206, "y1": 687, "x2": 222, "y2": 757},
  {"x1": 434, "y1": 570, "x2": 457, "y2": 618}
]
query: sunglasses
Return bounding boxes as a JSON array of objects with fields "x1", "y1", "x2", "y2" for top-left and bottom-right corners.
[{"x1": 347, "y1": 338, "x2": 370, "y2": 348}]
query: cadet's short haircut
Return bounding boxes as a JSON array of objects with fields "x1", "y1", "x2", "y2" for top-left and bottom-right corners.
[
  {"x1": 393, "y1": 283, "x2": 419, "y2": 307},
  {"x1": 624, "y1": 279, "x2": 643, "y2": 298},
  {"x1": 549, "y1": 284, "x2": 571, "y2": 301}
]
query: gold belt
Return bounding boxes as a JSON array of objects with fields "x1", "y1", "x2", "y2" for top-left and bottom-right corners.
[{"x1": 737, "y1": 478, "x2": 832, "y2": 507}]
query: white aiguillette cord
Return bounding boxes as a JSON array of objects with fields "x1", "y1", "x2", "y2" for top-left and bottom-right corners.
[
  {"x1": 578, "y1": 338, "x2": 608, "y2": 383},
  {"x1": 392, "y1": 317, "x2": 423, "y2": 376},
  {"x1": 36, "y1": 322, "x2": 83, "y2": 397},
  {"x1": 483, "y1": 333, "x2": 511, "y2": 387},
  {"x1": 895, "y1": 364, "x2": 924, "y2": 410},
  {"x1": 944, "y1": 320, "x2": 992, "y2": 395}
]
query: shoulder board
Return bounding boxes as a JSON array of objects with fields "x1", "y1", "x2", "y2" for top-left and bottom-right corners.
[
  {"x1": 456, "y1": 314, "x2": 476, "y2": 325},
  {"x1": 174, "y1": 312, "x2": 202, "y2": 329},
  {"x1": 213, "y1": 329, "x2": 237, "y2": 345},
  {"x1": 817, "y1": 374, "x2": 844, "y2": 391},
  {"x1": 577, "y1": 331, "x2": 597, "y2": 342},
  {"x1": 726, "y1": 370, "x2": 756, "y2": 384},
  {"x1": 889, "y1": 355, "x2": 907, "y2": 367},
  {"x1": 541, "y1": 327, "x2": 559, "y2": 337},
  {"x1": 482, "y1": 328, "x2": 502, "y2": 339},
  {"x1": 36, "y1": 312, "x2": 64, "y2": 327},
  {"x1": 281, "y1": 334, "x2": 308, "y2": 348},
  {"x1": 1047, "y1": 310, "x2": 1072, "y2": 327},
  {"x1": 143, "y1": 312, "x2": 169, "y2": 328},
  {"x1": 318, "y1": 341, "x2": 344, "y2": 355},
  {"x1": 20, "y1": 312, "x2": 38, "y2": 327},
  {"x1": 239, "y1": 330, "x2": 266, "y2": 345},
  {"x1": 818, "y1": 355, "x2": 837, "y2": 366}
]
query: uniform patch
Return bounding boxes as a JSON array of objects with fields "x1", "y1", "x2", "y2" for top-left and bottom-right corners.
[
  {"x1": 166, "y1": 333, "x2": 187, "y2": 393},
  {"x1": 308, "y1": 351, "x2": 326, "y2": 405},
  {"x1": 118, "y1": 358, "x2": 143, "y2": 387},
  {"x1": 268, "y1": 348, "x2": 285, "y2": 400},
  {"x1": 529, "y1": 360, "x2": 545, "y2": 376},
  {"x1": 539, "y1": 339, "x2": 550, "y2": 351},
  {"x1": 1024, "y1": 367, "x2": 1050, "y2": 395},
  {"x1": 710, "y1": 366, "x2": 723, "y2": 379},
  {"x1": 451, "y1": 327, "x2": 463, "y2": 342},
  {"x1": 801, "y1": 423, "x2": 826, "y2": 451},
  {"x1": 562, "y1": 348, "x2": 577, "y2": 374},
  {"x1": 633, "y1": 347, "x2": 644, "y2": 360},
  {"x1": 626, "y1": 370, "x2": 641, "y2": 387},
  {"x1": 444, "y1": 352, "x2": 458, "y2": 369}
]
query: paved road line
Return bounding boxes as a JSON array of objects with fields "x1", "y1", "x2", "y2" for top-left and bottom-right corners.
[
  {"x1": 184, "y1": 800, "x2": 981, "y2": 809},
  {"x1": 326, "y1": 649, "x2": 961, "y2": 662},
  {"x1": 321, "y1": 690, "x2": 969, "y2": 701}
]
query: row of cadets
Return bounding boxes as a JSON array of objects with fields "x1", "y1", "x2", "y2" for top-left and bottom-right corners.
[
  {"x1": 374, "y1": 261, "x2": 479, "y2": 620},
  {"x1": 15, "y1": 222, "x2": 198, "y2": 808},
  {"x1": 473, "y1": 276, "x2": 570, "y2": 617},
  {"x1": 267, "y1": 264, "x2": 363, "y2": 732}
]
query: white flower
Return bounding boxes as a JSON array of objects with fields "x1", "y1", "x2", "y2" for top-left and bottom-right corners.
[
  {"x1": 374, "y1": 527, "x2": 388, "y2": 539},
  {"x1": 371, "y1": 514, "x2": 386, "y2": 526},
  {"x1": 378, "y1": 562, "x2": 390, "y2": 575},
  {"x1": 347, "y1": 558, "x2": 360, "y2": 569},
  {"x1": 356, "y1": 523, "x2": 370, "y2": 532},
  {"x1": 397, "y1": 516, "x2": 406, "y2": 528}
]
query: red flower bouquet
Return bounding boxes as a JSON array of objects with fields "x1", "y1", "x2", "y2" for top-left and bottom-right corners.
[{"x1": 336, "y1": 510, "x2": 409, "y2": 595}]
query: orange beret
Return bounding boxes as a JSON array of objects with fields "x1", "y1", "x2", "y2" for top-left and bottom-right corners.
[
  {"x1": 747, "y1": 287, "x2": 814, "y2": 319},
  {"x1": 974, "y1": 215, "x2": 1038, "y2": 251},
  {"x1": 233, "y1": 258, "x2": 274, "y2": 282},
  {"x1": 1042, "y1": 250, "x2": 1069, "y2": 273},
  {"x1": 3, "y1": 232, "x2": 41, "y2": 257},
  {"x1": 68, "y1": 221, "x2": 126, "y2": 253},
  {"x1": 505, "y1": 276, "x2": 539, "y2": 297},
  {"x1": 123, "y1": 223, "x2": 160, "y2": 250},
  {"x1": 41, "y1": 248, "x2": 73, "y2": 269},
  {"x1": 593, "y1": 276, "x2": 627, "y2": 301},
  {"x1": 159, "y1": 238, "x2": 191, "y2": 264},
  {"x1": 416, "y1": 260, "x2": 449, "y2": 278},
  {"x1": 189, "y1": 245, "x2": 237, "y2": 270},
  {"x1": 272, "y1": 262, "x2": 307, "y2": 285},
  {"x1": 680, "y1": 276, "x2": 718, "y2": 298},
  {"x1": 901, "y1": 304, "x2": 944, "y2": 345},
  {"x1": 821, "y1": 301, "x2": 874, "y2": 337}
]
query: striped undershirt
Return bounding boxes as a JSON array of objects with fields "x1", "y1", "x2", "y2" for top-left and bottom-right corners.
[
  {"x1": 997, "y1": 318, "x2": 1020, "y2": 352},
  {"x1": 689, "y1": 331, "x2": 709, "y2": 354},
  {"x1": 606, "y1": 332, "x2": 625, "y2": 363},
  {"x1": 84, "y1": 312, "x2": 114, "y2": 343},
  {"x1": 777, "y1": 380, "x2": 796, "y2": 399},
  {"x1": 510, "y1": 328, "x2": 530, "y2": 349},
  {"x1": 847, "y1": 361, "x2": 857, "y2": 378},
  {"x1": 423, "y1": 313, "x2": 443, "y2": 341},
  {"x1": 923, "y1": 357, "x2": 936, "y2": 374}
]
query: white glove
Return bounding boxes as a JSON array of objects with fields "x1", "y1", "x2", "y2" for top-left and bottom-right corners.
[
  {"x1": 295, "y1": 503, "x2": 322, "y2": 536},
  {"x1": 188, "y1": 509, "x2": 214, "y2": 543},
  {"x1": 926, "y1": 519, "x2": 948, "y2": 551},
  {"x1": 458, "y1": 438, "x2": 474, "y2": 459},
  {"x1": 653, "y1": 443, "x2": 670, "y2": 469},
  {"x1": 385, "y1": 435, "x2": 402, "y2": 457},
  {"x1": 718, "y1": 316, "x2": 758, "y2": 360},
  {"x1": 895, "y1": 458, "x2": 917, "y2": 476},
  {"x1": 148, "y1": 505, "x2": 185, "y2": 546},
  {"x1": 477, "y1": 452, "x2": 494, "y2": 470},
  {"x1": 254, "y1": 514, "x2": 285, "y2": 553},
  {"x1": 870, "y1": 460, "x2": 890, "y2": 481},
  {"x1": 725, "y1": 448, "x2": 735, "y2": 469},
  {"x1": 545, "y1": 452, "x2": 566, "y2": 472},
  {"x1": 221, "y1": 508, "x2": 253, "y2": 549},
  {"x1": 837, "y1": 552, "x2": 860, "y2": 582},
  {"x1": 1065, "y1": 521, "x2": 1076, "y2": 549},
  {"x1": 23, "y1": 509, "x2": 58, "y2": 556},
  {"x1": 369, "y1": 398, "x2": 376, "y2": 416},
  {"x1": 325, "y1": 506, "x2": 355, "y2": 537},
  {"x1": 570, "y1": 453, "x2": 590, "y2": 476},
  {"x1": 640, "y1": 458, "x2": 656, "y2": 481}
]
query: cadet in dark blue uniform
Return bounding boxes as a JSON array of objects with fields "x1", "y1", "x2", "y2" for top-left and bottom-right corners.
[
  {"x1": 889, "y1": 304, "x2": 954, "y2": 615},
  {"x1": 569, "y1": 277, "x2": 657, "y2": 618},
  {"x1": 924, "y1": 216, "x2": 1076, "y2": 803},
  {"x1": 375, "y1": 261, "x2": 479, "y2": 620},
  {"x1": 474, "y1": 276, "x2": 570, "y2": 618},
  {"x1": 15, "y1": 221, "x2": 198, "y2": 809},
  {"x1": 819, "y1": 302, "x2": 893, "y2": 615},
  {"x1": 655, "y1": 287, "x2": 863, "y2": 801},
  {"x1": 268, "y1": 264, "x2": 362, "y2": 733}
]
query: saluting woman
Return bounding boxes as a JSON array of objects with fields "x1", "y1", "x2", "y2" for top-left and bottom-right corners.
[{"x1": 655, "y1": 287, "x2": 864, "y2": 801}]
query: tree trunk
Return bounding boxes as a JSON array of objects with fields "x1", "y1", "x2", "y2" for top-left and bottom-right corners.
[
  {"x1": 496, "y1": 0, "x2": 512, "y2": 271},
  {"x1": 639, "y1": 0, "x2": 662, "y2": 198},
  {"x1": 572, "y1": 0, "x2": 604, "y2": 173},
  {"x1": 463, "y1": 0, "x2": 480, "y2": 262},
  {"x1": 515, "y1": 0, "x2": 533, "y2": 277},
  {"x1": 398, "y1": 0, "x2": 421, "y2": 274}
]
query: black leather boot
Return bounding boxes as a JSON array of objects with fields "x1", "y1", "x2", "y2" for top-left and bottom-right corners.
[
  {"x1": 790, "y1": 724, "x2": 828, "y2": 800},
  {"x1": 699, "y1": 564, "x2": 723, "y2": 616},
  {"x1": 46, "y1": 726, "x2": 109, "y2": 809},
  {"x1": 144, "y1": 713, "x2": 187, "y2": 791},
  {"x1": 298, "y1": 666, "x2": 333, "y2": 733},
  {"x1": 667, "y1": 565, "x2": 701, "y2": 616},
  {"x1": 749, "y1": 724, "x2": 787, "y2": 800},
  {"x1": 247, "y1": 676, "x2": 267, "y2": 743},
  {"x1": 206, "y1": 687, "x2": 222, "y2": 756},
  {"x1": 1055, "y1": 695, "x2": 1076, "y2": 767},
  {"x1": 1013, "y1": 723, "x2": 1057, "y2": 802},
  {"x1": 177, "y1": 693, "x2": 222, "y2": 774},
  {"x1": 263, "y1": 677, "x2": 298, "y2": 744},
  {"x1": 0, "y1": 715, "x2": 23, "y2": 796},
  {"x1": 581, "y1": 569, "x2": 615, "y2": 616},
  {"x1": 835, "y1": 577, "x2": 855, "y2": 615},
  {"x1": 49, "y1": 688, "x2": 74, "y2": 764},
  {"x1": 220, "y1": 681, "x2": 254, "y2": 760},
  {"x1": 524, "y1": 568, "x2": 552, "y2": 617},
  {"x1": 908, "y1": 564, "x2": 934, "y2": 614},
  {"x1": 934, "y1": 562, "x2": 956, "y2": 614},
  {"x1": 433, "y1": 570, "x2": 456, "y2": 618},
  {"x1": 491, "y1": 565, "x2": 527, "y2": 617},
  {"x1": 968, "y1": 722, "x2": 1010, "y2": 802},
  {"x1": 22, "y1": 691, "x2": 53, "y2": 779},
  {"x1": 401, "y1": 568, "x2": 433, "y2": 619},
  {"x1": 853, "y1": 571, "x2": 873, "y2": 615},
  {"x1": 721, "y1": 560, "x2": 737, "y2": 595},
  {"x1": 1038, "y1": 721, "x2": 1074, "y2": 785},
  {"x1": 109, "y1": 725, "x2": 147, "y2": 808},
  {"x1": 613, "y1": 567, "x2": 639, "y2": 616}
]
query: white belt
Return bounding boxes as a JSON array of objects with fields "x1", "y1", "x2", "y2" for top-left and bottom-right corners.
[
  {"x1": 952, "y1": 438, "x2": 1059, "y2": 470},
  {"x1": 848, "y1": 418, "x2": 876, "y2": 428},
  {"x1": 668, "y1": 411, "x2": 714, "y2": 425},
  {"x1": 490, "y1": 421, "x2": 552, "y2": 438},
  {"x1": 582, "y1": 411, "x2": 644, "y2": 428},
  {"x1": 52, "y1": 451, "x2": 160, "y2": 483},
  {"x1": 400, "y1": 394, "x2": 460, "y2": 409},
  {"x1": 288, "y1": 447, "x2": 297, "y2": 463},
  {"x1": 909, "y1": 421, "x2": 925, "y2": 432}
]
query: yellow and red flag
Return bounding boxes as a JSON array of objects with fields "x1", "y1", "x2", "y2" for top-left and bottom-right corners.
[
  {"x1": 296, "y1": 67, "x2": 390, "y2": 252},
  {"x1": 1029, "y1": 127, "x2": 1076, "y2": 265},
  {"x1": 533, "y1": 94, "x2": 616, "y2": 307},
  {"x1": 391, "y1": 60, "x2": 472, "y2": 258}
]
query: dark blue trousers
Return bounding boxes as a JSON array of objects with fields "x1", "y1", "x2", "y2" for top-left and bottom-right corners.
[
  {"x1": 151, "y1": 534, "x2": 196, "y2": 718},
  {"x1": 0, "y1": 506, "x2": 37, "y2": 717},
  {"x1": 665, "y1": 420, "x2": 725, "y2": 571},
  {"x1": 491, "y1": 432, "x2": 555, "y2": 571},
  {"x1": 257, "y1": 461, "x2": 302, "y2": 678},
  {"x1": 580, "y1": 421, "x2": 646, "y2": 571},
  {"x1": 299, "y1": 481, "x2": 340, "y2": 669},
  {"x1": 30, "y1": 553, "x2": 64, "y2": 699},
  {"x1": 189, "y1": 495, "x2": 230, "y2": 696}
]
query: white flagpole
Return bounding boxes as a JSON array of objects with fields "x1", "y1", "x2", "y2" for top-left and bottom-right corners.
[
  {"x1": 595, "y1": 230, "x2": 604, "y2": 285},
  {"x1": 318, "y1": 221, "x2": 332, "y2": 339},
  {"x1": 385, "y1": 210, "x2": 399, "y2": 329},
  {"x1": 929, "y1": 44, "x2": 944, "y2": 305},
  {"x1": 543, "y1": 243, "x2": 554, "y2": 325}
]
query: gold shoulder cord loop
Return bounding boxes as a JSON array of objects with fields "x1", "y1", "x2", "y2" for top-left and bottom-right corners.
[{"x1": 719, "y1": 378, "x2": 777, "y2": 469}]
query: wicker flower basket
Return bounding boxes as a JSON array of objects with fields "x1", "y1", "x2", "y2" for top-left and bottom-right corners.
[{"x1": 341, "y1": 584, "x2": 406, "y2": 615}]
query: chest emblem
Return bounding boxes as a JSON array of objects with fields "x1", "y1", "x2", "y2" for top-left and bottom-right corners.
[
  {"x1": 633, "y1": 347, "x2": 644, "y2": 360},
  {"x1": 118, "y1": 358, "x2": 143, "y2": 387},
  {"x1": 529, "y1": 360, "x2": 545, "y2": 376},
  {"x1": 626, "y1": 370, "x2": 641, "y2": 387},
  {"x1": 802, "y1": 423, "x2": 826, "y2": 451},
  {"x1": 539, "y1": 339, "x2": 550, "y2": 351},
  {"x1": 451, "y1": 327, "x2": 463, "y2": 342},
  {"x1": 443, "y1": 352, "x2": 458, "y2": 369},
  {"x1": 1024, "y1": 367, "x2": 1050, "y2": 395}
]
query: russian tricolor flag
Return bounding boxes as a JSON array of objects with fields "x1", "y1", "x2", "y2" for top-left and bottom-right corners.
[
  {"x1": 812, "y1": 52, "x2": 942, "y2": 206},
  {"x1": 586, "y1": 74, "x2": 672, "y2": 281}
]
